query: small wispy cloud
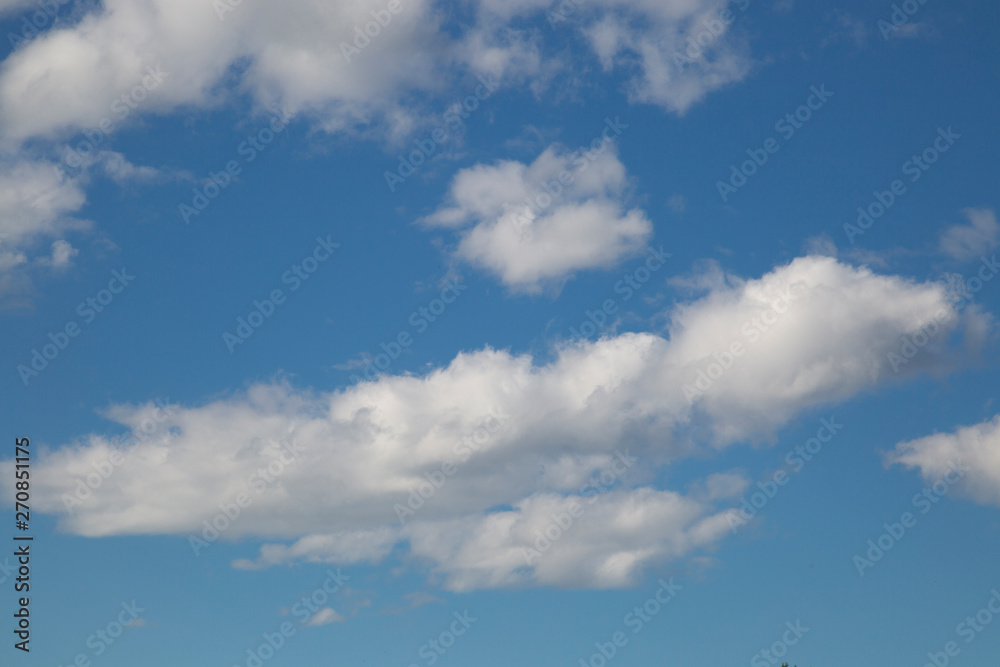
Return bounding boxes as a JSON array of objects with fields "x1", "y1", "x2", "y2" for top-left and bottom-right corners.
[
  {"x1": 886, "y1": 21, "x2": 936, "y2": 40},
  {"x1": 404, "y1": 591, "x2": 445, "y2": 609},
  {"x1": 939, "y1": 208, "x2": 999, "y2": 262},
  {"x1": 821, "y1": 11, "x2": 868, "y2": 49},
  {"x1": 305, "y1": 607, "x2": 344, "y2": 627}
]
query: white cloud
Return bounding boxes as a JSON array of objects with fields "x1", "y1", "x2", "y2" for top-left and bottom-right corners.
[
  {"x1": 0, "y1": 157, "x2": 87, "y2": 245},
  {"x1": 0, "y1": 0, "x2": 449, "y2": 143},
  {"x1": 0, "y1": 157, "x2": 90, "y2": 292},
  {"x1": 802, "y1": 234, "x2": 837, "y2": 258},
  {"x1": 4, "y1": 255, "x2": 982, "y2": 589},
  {"x1": 422, "y1": 142, "x2": 653, "y2": 293},
  {"x1": 404, "y1": 489, "x2": 732, "y2": 590},
  {"x1": 696, "y1": 471, "x2": 751, "y2": 501},
  {"x1": 42, "y1": 238, "x2": 78, "y2": 268},
  {"x1": 88, "y1": 150, "x2": 162, "y2": 183},
  {"x1": 887, "y1": 415, "x2": 1000, "y2": 506},
  {"x1": 0, "y1": 0, "x2": 753, "y2": 146},
  {"x1": 0, "y1": 0, "x2": 542, "y2": 145},
  {"x1": 939, "y1": 208, "x2": 999, "y2": 262},
  {"x1": 662, "y1": 256, "x2": 985, "y2": 442},
  {"x1": 479, "y1": 0, "x2": 753, "y2": 113},
  {"x1": 304, "y1": 607, "x2": 344, "y2": 627},
  {"x1": 453, "y1": 22, "x2": 545, "y2": 84},
  {"x1": 0, "y1": 0, "x2": 754, "y2": 279},
  {"x1": 0, "y1": 151, "x2": 170, "y2": 288},
  {"x1": 0, "y1": 247, "x2": 26, "y2": 273},
  {"x1": 233, "y1": 529, "x2": 399, "y2": 571}
]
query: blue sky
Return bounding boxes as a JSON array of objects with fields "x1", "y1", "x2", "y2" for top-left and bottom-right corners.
[{"x1": 1, "y1": 0, "x2": 1000, "y2": 665}]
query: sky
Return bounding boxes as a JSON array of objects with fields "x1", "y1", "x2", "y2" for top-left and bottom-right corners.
[{"x1": 0, "y1": 0, "x2": 999, "y2": 665}]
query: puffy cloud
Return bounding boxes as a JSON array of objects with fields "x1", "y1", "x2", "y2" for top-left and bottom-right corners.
[
  {"x1": 939, "y1": 208, "x2": 999, "y2": 262},
  {"x1": 0, "y1": 0, "x2": 754, "y2": 279},
  {"x1": 403, "y1": 489, "x2": 733, "y2": 590},
  {"x1": 0, "y1": 0, "x2": 752, "y2": 145},
  {"x1": 422, "y1": 142, "x2": 653, "y2": 293},
  {"x1": 887, "y1": 415, "x2": 1000, "y2": 506},
  {"x1": 662, "y1": 255, "x2": 981, "y2": 443},
  {"x1": 477, "y1": 0, "x2": 753, "y2": 112},
  {"x1": 573, "y1": 0, "x2": 752, "y2": 113},
  {"x1": 0, "y1": 157, "x2": 89, "y2": 292},
  {"x1": 0, "y1": 0, "x2": 447, "y2": 143},
  {"x1": 3, "y1": 256, "x2": 982, "y2": 589},
  {"x1": 41, "y1": 238, "x2": 78, "y2": 268},
  {"x1": 0, "y1": 151, "x2": 169, "y2": 289}
]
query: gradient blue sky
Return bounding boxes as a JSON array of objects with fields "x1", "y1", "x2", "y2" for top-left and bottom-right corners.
[{"x1": 1, "y1": 0, "x2": 1000, "y2": 665}]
